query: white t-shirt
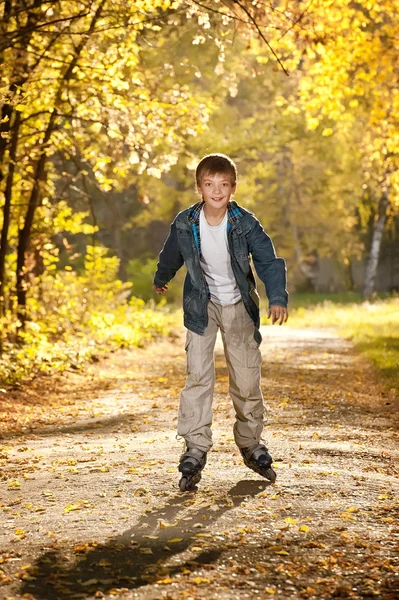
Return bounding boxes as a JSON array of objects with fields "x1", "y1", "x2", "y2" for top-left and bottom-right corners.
[{"x1": 199, "y1": 207, "x2": 241, "y2": 305}]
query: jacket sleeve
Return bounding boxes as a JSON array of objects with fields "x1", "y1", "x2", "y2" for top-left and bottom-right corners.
[
  {"x1": 153, "y1": 219, "x2": 184, "y2": 288},
  {"x1": 247, "y1": 218, "x2": 288, "y2": 307}
]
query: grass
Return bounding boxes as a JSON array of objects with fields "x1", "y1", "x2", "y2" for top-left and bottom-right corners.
[{"x1": 261, "y1": 294, "x2": 399, "y2": 395}]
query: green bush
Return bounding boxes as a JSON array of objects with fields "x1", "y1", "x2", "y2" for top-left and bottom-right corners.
[
  {"x1": 126, "y1": 257, "x2": 185, "y2": 305},
  {"x1": 0, "y1": 246, "x2": 179, "y2": 385}
]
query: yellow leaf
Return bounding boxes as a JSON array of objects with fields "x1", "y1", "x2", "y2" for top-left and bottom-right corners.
[
  {"x1": 167, "y1": 538, "x2": 183, "y2": 543},
  {"x1": 8, "y1": 479, "x2": 21, "y2": 489},
  {"x1": 139, "y1": 547, "x2": 153, "y2": 554},
  {"x1": 265, "y1": 588, "x2": 276, "y2": 595},
  {"x1": 62, "y1": 500, "x2": 91, "y2": 514},
  {"x1": 275, "y1": 550, "x2": 289, "y2": 555},
  {"x1": 158, "y1": 520, "x2": 176, "y2": 528},
  {"x1": 63, "y1": 503, "x2": 82, "y2": 513},
  {"x1": 192, "y1": 577, "x2": 210, "y2": 585},
  {"x1": 284, "y1": 517, "x2": 297, "y2": 525},
  {"x1": 300, "y1": 525, "x2": 310, "y2": 533},
  {"x1": 157, "y1": 578, "x2": 174, "y2": 584}
]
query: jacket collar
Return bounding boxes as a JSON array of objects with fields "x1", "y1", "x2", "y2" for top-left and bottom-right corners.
[{"x1": 188, "y1": 200, "x2": 244, "y2": 231}]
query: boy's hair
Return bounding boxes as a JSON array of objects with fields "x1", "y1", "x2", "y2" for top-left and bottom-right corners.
[{"x1": 196, "y1": 153, "x2": 237, "y2": 186}]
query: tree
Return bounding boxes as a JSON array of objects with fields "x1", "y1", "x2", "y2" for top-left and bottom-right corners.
[
  {"x1": 293, "y1": 0, "x2": 399, "y2": 296},
  {"x1": 132, "y1": 37, "x2": 364, "y2": 292},
  {"x1": 1, "y1": 0, "x2": 306, "y2": 331}
]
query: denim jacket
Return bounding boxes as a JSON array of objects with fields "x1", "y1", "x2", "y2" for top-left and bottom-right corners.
[{"x1": 153, "y1": 200, "x2": 288, "y2": 343}]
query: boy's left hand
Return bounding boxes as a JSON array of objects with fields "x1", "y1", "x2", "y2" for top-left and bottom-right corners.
[{"x1": 268, "y1": 305, "x2": 289, "y2": 325}]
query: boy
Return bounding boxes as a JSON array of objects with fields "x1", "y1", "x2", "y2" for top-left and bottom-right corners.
[{"x1": 153, "y1": 153, "x2": 288, "y2": 491}]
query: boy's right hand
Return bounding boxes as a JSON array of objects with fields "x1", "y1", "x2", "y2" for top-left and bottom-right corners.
[{"x1": 153, "y1": 283, "x2": 169, "y2": 295}]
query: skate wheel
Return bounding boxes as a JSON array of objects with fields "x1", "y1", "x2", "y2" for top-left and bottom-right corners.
[
  {"x1": 265, "y1": 467, "x2": 277, "y2": 484},
  {"x1": 179, "y1": 476, "x2": 188, "y2": 491},
  {"x1": 178, "y1": 471, "x2": 202, "y2": 492}
]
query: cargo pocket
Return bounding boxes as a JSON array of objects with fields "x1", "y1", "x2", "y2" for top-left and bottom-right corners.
[
  {"x1": 177, "y1": 410, "x2": 195, "y2": 436},
  {"x1": 246, "y1": 339, "x2": 261, "y2": 368}
]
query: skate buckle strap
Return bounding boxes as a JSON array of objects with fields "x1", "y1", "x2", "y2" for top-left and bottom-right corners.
[
  {"x1": 246, "y1": 443, "x2": 269, "y2": 461},
  {"x1": 181, "y1": 447, "x2": 205, "y2": 465}
]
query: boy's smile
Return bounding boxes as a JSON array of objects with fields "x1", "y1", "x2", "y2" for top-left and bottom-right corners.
[{"x1": 197, "y1": 172, "x2": 236, "y2": 214}]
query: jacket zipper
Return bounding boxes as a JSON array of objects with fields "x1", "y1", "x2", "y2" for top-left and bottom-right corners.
[
  {"x1": 227, "y1": 228, "x2": 254, "y2": 320},
  {"x1": 191, "y1": 223, "x2": 209, "y2": 302}
]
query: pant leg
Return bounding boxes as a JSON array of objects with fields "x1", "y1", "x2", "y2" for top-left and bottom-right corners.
[
  {"x1": 177, "y1": 302, "x2": 218, "y2": 452},
  {"x1": 220, "y1": 300, "x2": 265, "y2": 448}
]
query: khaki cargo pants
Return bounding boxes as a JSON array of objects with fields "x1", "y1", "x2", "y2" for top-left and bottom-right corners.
[{"x1": 177, "y1": 299, "x2": 265, "y2": 452}]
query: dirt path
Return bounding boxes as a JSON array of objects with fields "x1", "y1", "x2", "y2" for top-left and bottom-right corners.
[{"x1": 1, "y1": 326, "x2": 398, "y2": 600}]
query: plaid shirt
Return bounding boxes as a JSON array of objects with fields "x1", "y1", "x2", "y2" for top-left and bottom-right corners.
[
  {"x1": 187, "y1": 200, "x2": 244, "y2": 254},
  {"x1": 187, "y1": 200, "x2": 245, "y2": 300}
]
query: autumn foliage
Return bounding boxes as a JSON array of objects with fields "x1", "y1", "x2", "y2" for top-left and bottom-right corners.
[{"x1": 0, "y1": 0, "x2": 398, "y2": 381}]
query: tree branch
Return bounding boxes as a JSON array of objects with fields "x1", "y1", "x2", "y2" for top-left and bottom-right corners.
[{"x1": 230, "y1": 0, "x2": 289, "y2": 75}]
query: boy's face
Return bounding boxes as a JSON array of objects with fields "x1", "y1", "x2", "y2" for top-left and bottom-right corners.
[{"x1": 197, "y1": 172, "x2": 236, "y2": 211}]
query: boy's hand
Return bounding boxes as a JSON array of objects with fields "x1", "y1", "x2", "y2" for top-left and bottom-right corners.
[
  {"x1": 153, "y1": 283, "x2": 169, "y2": 295},
  {"x1": 267, "y1": 305, "x2": 289, "y2": 325}
]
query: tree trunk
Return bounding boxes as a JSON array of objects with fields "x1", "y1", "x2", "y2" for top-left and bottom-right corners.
[
  {"x1": 347, "y1": 258, "x2": 355, "y2": 292},
  {"x1": 16, "y1": 113, "x2": 56, "y2": 322},
  {"x1": 0, "y1": 1, "x2": 44, "y2": 181},
  {"x1": 15, "y1": 0, "x2": 106, "y2": 326},
  {"x1": 0, "y1": 110, "x2": 20, "y2": 317},
  {"x1": 285, "y1": 153, "x2": 318, "y2": 290},
  {"x1": 363, "y1": 185, "x2": 390, "y2": 298},
  {"x1": 0, "y1": 0, "x2": 13, "y2": 167}
]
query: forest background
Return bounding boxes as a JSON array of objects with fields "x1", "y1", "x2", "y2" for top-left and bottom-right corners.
[{"x1": 0, "y1": 0, "x2": 398, "y2": 391}]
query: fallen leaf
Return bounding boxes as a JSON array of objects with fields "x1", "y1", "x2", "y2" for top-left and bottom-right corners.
[
  {"x1": 8, "y1": 479, "x2": 21, "y2": 489},
  {"x1": 158, "y1": 520, "x2": 177, "y2": 528},
  {"x1": 192, "y1": 577, "x2": 210, "y2": 585}
]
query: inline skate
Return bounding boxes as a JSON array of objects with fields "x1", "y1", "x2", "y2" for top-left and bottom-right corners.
[
  {"x1": 178, "y1": 447, "x2": 207, "y2": 491},
  {"x1": 240, "y1": 443, "x2": 276, "y2": 483}
]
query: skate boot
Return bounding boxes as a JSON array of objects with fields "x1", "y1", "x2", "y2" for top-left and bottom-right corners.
[
  {"x1": 178, "y1": 447, "x2": 207, "y2": 492},
  {"x1": 240, "y1": 443, "x2": 276, "y2": 483}
]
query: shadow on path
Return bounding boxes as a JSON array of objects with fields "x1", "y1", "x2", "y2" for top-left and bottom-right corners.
[{"x1": 20, "y1": 480, "x2": 270, "y2": 599}]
